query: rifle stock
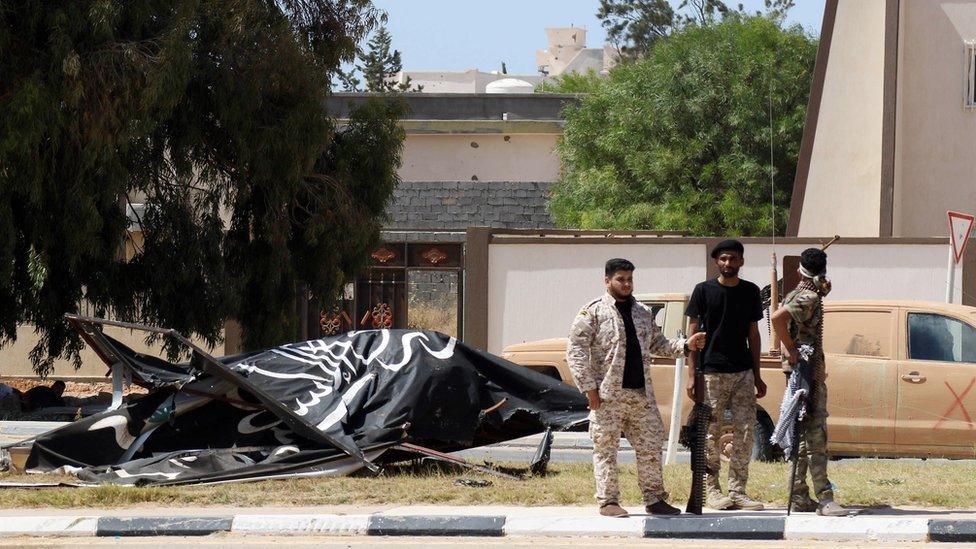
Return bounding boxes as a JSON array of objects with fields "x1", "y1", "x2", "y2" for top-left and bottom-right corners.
[{"x1": 680, "y1": 348, "x2": 709, "y2": 515}]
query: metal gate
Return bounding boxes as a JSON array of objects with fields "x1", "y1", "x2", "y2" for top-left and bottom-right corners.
[{"x1": 315, "y1": 242, "x2": 464, "y2": 339}]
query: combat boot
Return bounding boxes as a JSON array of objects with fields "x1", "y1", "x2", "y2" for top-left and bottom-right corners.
[
  {"x1": 599, "y1": 502, "x2": 629, "y2": 518},
  {"x1": 817, "y1": 499, "x2": 850, "y2": 517},
  {"x1": 729, "y1": 491, "x2": 764, "y2": 510},
  {"x1": 706, "y1": 488, "x2": 734, "y2": 510},
  {"x1": 646, "y1": 500, "x2": 681, "y2": 515}
]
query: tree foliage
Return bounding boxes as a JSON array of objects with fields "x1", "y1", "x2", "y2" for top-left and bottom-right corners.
[
  {"x1": 550, "y1": 15, "x2": 816, "y2": 236},
  {"x1": 598, "y1": 0, "x2": 676, "y2": 57},
  {"x1": 598, "y1": 0, "x2": 796, "y2": 57},
  {"x1": 0, "y1": 0, "x2": 406, "y2": 374},
  {"x1": 536, "y1": 70, "x2": 606, "y2": 94},
  {"x1": 341, "y1": 24, "x2": 421, "y2": 92}
]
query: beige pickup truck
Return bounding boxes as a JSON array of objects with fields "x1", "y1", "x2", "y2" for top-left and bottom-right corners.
[{"x1": 501, "y1": 294, "x2": 976, "y2": 460}]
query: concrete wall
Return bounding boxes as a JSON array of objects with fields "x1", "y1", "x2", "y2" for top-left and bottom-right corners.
[
  {"x1": 486, "y1": 241, "x2": 706, "y2": 353},
  {"x1": 739, "y1": 243, "x2": 964, "y2": 350},
  {"x1": 400, "y1": 133, "x2": 559, "y2": 182},
  {"x1": 798, "y1": 0, "x2": 888, "y2": 237},
  {"x1": 327, "y1": 93, "x2": 578, "y2": 121},
  {"x1": 894, "y1": 1, "x2": 976, "y2": 237},
  {"x1": 478, "y1": 234, "x2": 968, "y2": 354}
]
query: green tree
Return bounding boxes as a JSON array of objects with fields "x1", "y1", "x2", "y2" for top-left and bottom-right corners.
[
  {"x1": 549, "y1": 16, "x2": 817, "y2": 236},
  {"x1": 598, "y1": 0, "x2": 796, "y2": 57},
  {"x1": 0, "y1": 1, "x2": 406, "y2": 374},
  {"x1": 357, "y1": 24, "x2": 421, "y2": 92},
  {"x1": 598, "y1": 0, "x2": 676, "y2": 57},
  {"x1": 536, "y1": 70, "x2": 606, "y2": 94}
]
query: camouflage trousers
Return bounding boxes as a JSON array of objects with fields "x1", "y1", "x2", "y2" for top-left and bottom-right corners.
[
  {"x1": 589, "y1": 388, "x2": 666, "y2": 506},
  {"x1": 704, "y1": 369, "x2": 755, "y2": 495},
  {"x1": 793, "y1": 380, "x2": 834, "y2": 501}
]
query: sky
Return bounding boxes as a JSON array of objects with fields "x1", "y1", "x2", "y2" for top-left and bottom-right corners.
[{"x1": 371, "y1": 0, "x2": 827, "y2": 75}]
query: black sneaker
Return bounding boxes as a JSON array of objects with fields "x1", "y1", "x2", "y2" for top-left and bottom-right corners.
[
  {"x1": 646, "y1": 500, "x2": 682, "y2": 515},
  {"x1": 790, "y1": 496, "x2": 819, "y2": 512}
]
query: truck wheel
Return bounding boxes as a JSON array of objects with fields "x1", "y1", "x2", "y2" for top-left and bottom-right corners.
[{"x1": 751, "y1": 414, "x2": 779, "y2": 462}]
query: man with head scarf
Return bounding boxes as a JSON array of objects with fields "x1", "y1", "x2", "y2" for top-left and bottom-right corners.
[{"x1": 770, "y1": 248, "x2": 848, "y2": 516}]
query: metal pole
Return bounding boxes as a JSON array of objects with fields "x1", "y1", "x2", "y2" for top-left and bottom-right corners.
[
  {"x1": 665, "y1": 346, "x2": 687, "y2": 465},
  {"x1": 947, "y1": 244, "x2": 956, "y2": 304}
]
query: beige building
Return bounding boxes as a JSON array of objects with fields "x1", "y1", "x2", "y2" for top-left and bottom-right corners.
[
  {"x1": 396, "y1": 27, "x2": 616, "y2": 93},
  {"x1": 790, "y1": 0, "x2": 976, "y2": 238}
]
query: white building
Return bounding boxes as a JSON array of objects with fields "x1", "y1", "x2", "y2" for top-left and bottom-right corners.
[{"x1": 395, "y1": 27, "x2": 617, "y2": 93}]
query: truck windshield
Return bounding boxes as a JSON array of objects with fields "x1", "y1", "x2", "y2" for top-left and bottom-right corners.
[{"x1": 908, "y1": 313, "x2": 976, "y2": 363}]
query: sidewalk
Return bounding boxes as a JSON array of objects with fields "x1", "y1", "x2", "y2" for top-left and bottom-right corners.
[{"x1": 0, "y1": 504, "x2": 973, "y2": 542}]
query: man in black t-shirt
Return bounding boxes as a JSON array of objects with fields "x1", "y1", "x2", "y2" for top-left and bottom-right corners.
[{"x1": 684, "y1": 239, "x2": 767, "y2": 511}]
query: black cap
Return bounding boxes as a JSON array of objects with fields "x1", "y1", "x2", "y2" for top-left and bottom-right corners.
[
  {"x1": 800, "y1": 248, "x2": 827, "y2": 275},
  {"x1": 710, "y1": 239, "x2": 744, "y2": 259}
]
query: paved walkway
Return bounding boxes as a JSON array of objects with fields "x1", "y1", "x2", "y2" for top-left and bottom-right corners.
[{"x1": 0, "y1": 504, "x2": 973, "y2": 542}]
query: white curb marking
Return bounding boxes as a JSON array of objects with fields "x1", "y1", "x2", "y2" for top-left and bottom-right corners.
[
  {"x1": 784, "y1": 516, "x2": 929, "y2": 542},
  {"x1": 231, "y1": 514, "x2": 370, "y2": 535},
  {"x1": 504, "y1": 516, "x2": 644, "y2": 537},
  {"x1": 0, "y1": 516, "x2": 99, "y2": 537}
]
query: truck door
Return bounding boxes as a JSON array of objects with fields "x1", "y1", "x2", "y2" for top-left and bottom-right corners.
[
  {"x1": 821, "y1": 308, "x2": 897, "y2": 446},
  {"x1": 896, "y1": 311, "x2": 976, "y2": 451}
]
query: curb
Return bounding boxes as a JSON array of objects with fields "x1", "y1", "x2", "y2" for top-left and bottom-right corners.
[
  {"x1": 930, "y1": 520, "x2": 976, "y2": 543},
  {"x1": 1, "y1": 513, "x2": 974, "y2": 541},
  {"x1": 96, "y1": 517, "x2": 233, "y2": 537},
  {"x1": 368, "y1": 515, "x2": 505, "y2": 537},
  {"x1": 644, "y1": 516, "x2": 785, "y2": 540}
]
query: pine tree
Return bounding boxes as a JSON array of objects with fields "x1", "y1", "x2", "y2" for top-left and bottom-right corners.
[{"x1": 358, "y1": 25, "x2": 421, "y2": 92}]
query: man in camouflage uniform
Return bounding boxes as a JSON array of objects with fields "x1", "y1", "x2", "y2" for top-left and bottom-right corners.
[
  {"x1": 685, "y1": 240, "x2": 767, "y2": 511},
  {"x1": 567, "y1": 258, "x2": 706, "y2": 518},
  {"x1": 770, "y1": 248, "x2": 848, "y2": 516}
]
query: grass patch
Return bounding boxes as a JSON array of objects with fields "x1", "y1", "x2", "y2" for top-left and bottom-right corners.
[{"x1": 1, "y1": 459, "x2": 975, "y2": 509}]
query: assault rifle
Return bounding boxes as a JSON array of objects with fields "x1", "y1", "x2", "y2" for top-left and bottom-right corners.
[
  {"x1": 679, "y1": 335, "x2": 709, "y2": 515},
  {"x1": 786, "y1": 346, "x2": 815, "y2": 516}
]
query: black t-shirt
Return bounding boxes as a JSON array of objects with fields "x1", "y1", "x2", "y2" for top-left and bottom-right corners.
[
  {"x1": 684, "y1": 278, "x2": 763, "y2": 374},
  {"x1": 615, "y1": 299, "x2": 645, "y2": 389}
]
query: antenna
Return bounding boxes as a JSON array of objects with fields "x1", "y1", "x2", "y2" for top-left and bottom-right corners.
[{"x1": 768, "y1": 73, "x2": 781, "y2": 355}]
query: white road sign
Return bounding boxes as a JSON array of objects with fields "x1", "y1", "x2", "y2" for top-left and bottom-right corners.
[{"x1": 948, "y1": 210, "x2": 975, "y2": 264}]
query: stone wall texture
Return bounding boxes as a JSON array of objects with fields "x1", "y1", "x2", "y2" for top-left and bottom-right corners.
[{"x1": 385, "y1": 181, "x2": 555, "y2": 231}]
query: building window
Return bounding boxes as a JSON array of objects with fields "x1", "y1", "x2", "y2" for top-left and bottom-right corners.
[{"x1": 966, "y1": 42, "x2": 976, "y2": 110}]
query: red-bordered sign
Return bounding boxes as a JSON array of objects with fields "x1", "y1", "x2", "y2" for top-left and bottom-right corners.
[{"x1": 948, "y1": 211, "x2": 975, "y2": 264}]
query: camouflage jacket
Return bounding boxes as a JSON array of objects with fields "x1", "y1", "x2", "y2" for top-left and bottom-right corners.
[
  {"x1": 781, "y1": 288, "x2": 826, "y2": 377},
  {"x1": 566, "y1": 293, "x2": 686, "y2": 401},
  {"x1": 782, "y1": 288, "x2": 822, "y2": 347}
]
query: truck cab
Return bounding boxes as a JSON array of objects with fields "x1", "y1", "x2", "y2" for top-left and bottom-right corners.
[{"x1": 500, "y1": 295, "x2": 976, "y2": 460}]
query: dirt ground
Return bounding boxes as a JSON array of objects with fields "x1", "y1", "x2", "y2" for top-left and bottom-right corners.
[{"x1": 0, "y1": 378, "x2": 147, "y2": 420}]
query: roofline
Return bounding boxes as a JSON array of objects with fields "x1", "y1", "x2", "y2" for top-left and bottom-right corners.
[
  {"x1": 879, "y1": 0, "x2": 901, "y2": 237},
  {"x1": 786, "y1": 0, "x2": 839, "y2": 236},
  {"x1": 787, "y1": 0, "x2": 902, "y2": 237},
  {"x1": 328, "y1": 92, "x2": 582, "y2": 100}
]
